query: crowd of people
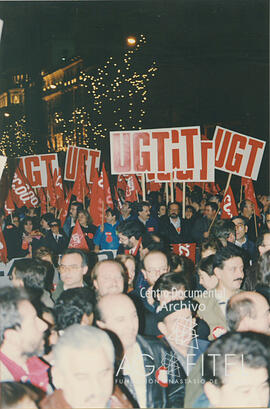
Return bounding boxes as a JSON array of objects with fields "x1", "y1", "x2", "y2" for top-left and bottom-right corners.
[{"x1": 0, "y1": 186, "x2": 270, "y2": 408}]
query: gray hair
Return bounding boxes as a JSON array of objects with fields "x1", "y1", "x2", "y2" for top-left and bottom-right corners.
[{"x1": 53, "y1": 324, "x2": 115, "y2": 370}]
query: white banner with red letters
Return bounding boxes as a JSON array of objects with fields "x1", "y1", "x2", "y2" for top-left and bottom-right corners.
[
  {"x1": 214, "y1": 126, "x2": 265, "y2": 180},
  {"x1": 64, "y1": 145, "x2": 101, "y2": 183},
  {"x1": 146, "y1": 140, "x2": 214, "y2": 182},
  {"x1": 110, "y1": 127, "x2": 202, "y2": 175},
  {"x1": 19, "y1": 154, "x2": 59, "y2": 188}
]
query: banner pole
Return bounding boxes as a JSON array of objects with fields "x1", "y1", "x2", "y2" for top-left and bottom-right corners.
[
  {"x1": 254, "y1": 208, "x2": 258, "y2": 238},
  {"x1": 141, "y1": 174, "x2": 146, "y2": 201},
  {"x1": 165, "y1": 182, "x2": 169, "y2": 205},
  {"x1": 240, "y1": 183, "x2": 243, "y2": 204},
  {"x1": 83, "y1": 187, "x2": 85, "y2": 210},
  {"x1": 101, "y1": 201, "x2": 104, "y2": 233},
  {"x1": 182, "y1": 182, "x2": 186, "y2": 219},
  {"x1": 170, "y1": 173, "x2": 174, "y2": 202},
  {"x1": 208, "y1": 173, "x2": 232, "y2": 234}
]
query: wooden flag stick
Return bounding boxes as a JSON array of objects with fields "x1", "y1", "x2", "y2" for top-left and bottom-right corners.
[
  {"x1": 208, "y1": 173, "x2": 232, "y2": 234},
  {"x1": 254, "y1": 208, "x2": 258, "y2": 238},
  {"x1": 170, "y1": 173, "x2": 174, "y2": 202},
  {"x1": 83, "y1": 187, "x2": 85, "y2": 210},
  {"x1": 240, "y1": 183, "x2": 243, "y2": 204},
  {"x1": 58, "y1": 209, "x2": 62, "y2": 220},
  {"x1": 141, "y1": 174, "x2": 146, "y2": 201},
  {"x1": 165, "y1": 182, "x2": 169, "y2": 205},
  {"x1": 182, "y1": 182, "x2": 186, "y2": 219},
  {"x1": 101, "y1": 201, "x2": 104, "y2": 232},
  {"x1": 46, "y1": 191, "x2": 49, "y2": 213}
]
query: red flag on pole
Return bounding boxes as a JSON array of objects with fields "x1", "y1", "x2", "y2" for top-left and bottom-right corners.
[
  {"x1": 114, "y1": 186, "x2": 123, "y2": 210},
  {"x1": 71, "y1": 160, "x2": 89, "y2": 203},
  {"x1": 37, "y1": 188, "x2": 47, "y2": 215},
  {"x1": 11, "y1": 167, "x2": 39, "y2": 208},
  {"x1": 117, "y1": 175, "x2": 127, "y2": 191},
  {"x1": 88, "y1": 168, "x2": 104, "y2": 226},
  {"x1": 220, "y1": 186, "x2": 238, "y2": 219},
  {"x1": 68, "y1": 220, "x2": 89, "y2": 251},
  {"x1": 0, "y1": 226, "x2": 7, "y2": 263},
  {"x1": 175, "y1": 185, "x2": 183, "y2": 203},
  {"x1": 102, "y1": 163, "x2": 114, "y2": 209},
  {"x1": 241, "y1": 177, "x2": 260, "y2": 217},
  {"x1": 4, "y1": 190, "x2": 15, "y2": 216},
  {"x1": 147, "y1": 181, "x2": 162, "y2": 193},
  {"x1": 47, "y1": 166, "x2": 57, "y2": 208},
  {"x1": 59, "y1": 190, "x2": 72, "y2": 227},
  {"x1": 53, "y1": 168, "x2": 65, "y2": 210},
  {"x1": 125, "y1": 175, "x2": 142, "y2": 202}
]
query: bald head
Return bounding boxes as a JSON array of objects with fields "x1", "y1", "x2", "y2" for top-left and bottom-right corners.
[
  {"x1": 226, "y1": 291, "x2": 270, "y2": 335},
  {"x1": 142, "y1": 250, "x2": 169, "y2": 286},
  {"x1": 96, "y1": 294, "x2": 139, "y2": 351}
]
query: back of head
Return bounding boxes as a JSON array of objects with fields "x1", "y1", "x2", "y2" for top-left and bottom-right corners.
[
  {"x1": 14, "y1": 258, "x2": 48, "y2": 290},
  {"x1": 0, "y1": 381, "x2": 43, "y2": 409},
  {"x1": 54, "y1": 287, "x2": 96, "y2": 331},
  {"x1": 117, "y1": 220, "x2": 144, "y2": 239},
  {"x1": 226, "y1": 292, "x2": 257, "y2": 331},
  {"x1": 197, "y1": 254, "x2": 215, "y2": 277},
  {"x1": 210, "y1": 219, "x2": 236, "y2": 243},
  {"x1": 203, "y1": 331, "x2": 270, "y2": 386},
  {"x1": 257, "y1": 250, "x2": 270, "y2": 286},
  {"x1": 53, "y1": 324, "x2": 114, "y2": 370}
]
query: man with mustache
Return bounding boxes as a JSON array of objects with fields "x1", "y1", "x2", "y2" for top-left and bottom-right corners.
[{"x1": 195, "y1": 246, "x2": 244, "y2": 340}]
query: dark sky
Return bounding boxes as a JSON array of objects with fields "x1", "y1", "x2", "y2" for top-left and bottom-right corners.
[{"x1": 0, "y1": 0, "x2": 269, "y2": 192}]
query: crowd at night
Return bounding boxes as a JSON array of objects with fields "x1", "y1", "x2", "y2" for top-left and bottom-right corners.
[{"x1": 0, "y1": 1, "x2": 269, "y2": 408}]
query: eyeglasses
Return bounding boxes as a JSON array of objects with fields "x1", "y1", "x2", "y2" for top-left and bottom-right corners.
[
  {"x1": 146, "y1": 266, "x2": 168, "y2": 275},
  {"x1": 50, "y1": 224, "x2": 58, "y2": 227},
  {"x1": 59, "y1": 264, "x2": 83, "y2": 272}
]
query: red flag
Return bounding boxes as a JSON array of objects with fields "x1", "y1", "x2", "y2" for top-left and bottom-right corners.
[
  {"x1": 37, "y1": 188, "x2": 47, "y2": 215},
  {"x1": 102, "y1": 163, "x2": 114, "y2": 209},
  {"x1": 114, "y1": 186, "x2": 123, "y2": 210},
  {"x1": 11, "y1": 167, "x2": 39, "y2": 208},
  {"x1": 125, "y1": 175, "x2": 142, "y2": 202},
  {"x1": 175, "y1": 185, "x2": 183, "y2": 203},
  {"x1": 71, "y1": 160, "x2": 89, "y2": 203},
  {"x1": 47, "y1": 166, "x2": 57, "y2": 208},
  {"x1": 171, "y1": 243, "x2": 196, "y2": 263},
  {"x1": 220, "y1": 186, "x2": 238, "y2": 219},
  {"x1": 0, "y1": 226, "x2": 7, "y2": 263},
  {"x1": 68, "y1": 220, "x2": 89, "y2": 251},
  {"x1": 4, "y1": 190, "x2": 15, "y2": 216},
  {"x1": 241, "y1": 177, "x2": 260, "y2": 217},
  {"x1": 117, "y1": 175, "x2": 127, "y2": 191},
  {"x1": 53, "y1": 168, "x2": 65, "y2": 209},
  {"x1": 147, "y1": 181, "x2": 162, "y2": 192},
  {"x1": 88, "y1": 168, "x2": 105, "y2": 226},
  {"x1": 59, "y1": 190, "x2": 72, "y2": 227}
]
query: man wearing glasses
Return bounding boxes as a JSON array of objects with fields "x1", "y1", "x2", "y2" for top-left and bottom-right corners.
[
  {"x1": 52, "y1": 249, "x2": 89, "y2": 302},
  {"x1": 232, "y1": 216, "x2": 257, "y2": 263}
]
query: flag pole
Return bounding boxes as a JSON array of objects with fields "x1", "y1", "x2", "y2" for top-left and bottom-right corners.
[
  {"x1": 165, "y1": 182, "x2": 169, "y2": 205},
  {"x1": 182, "y1": 182, "x2": 186, "y2": 219},
  {"x1": 254, "y1": 208, "x2": 258, "y2": 238},
  {"x1": 208, "y1": 173, "x2": 232, "y2": 234},
  {"x1": 170, "y1": 173, "x2": 174, "y2": 202},
  {"x1": 101, "y1": 201, "x2": 104, "y2": 232},
  {"x1": 141, "y1": 174, "x2": 146, "y2": 201}
]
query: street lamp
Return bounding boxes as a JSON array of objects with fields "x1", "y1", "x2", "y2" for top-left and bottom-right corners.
[{"x1": 126, "y1": 36, "x2": 136, "y2": 46}]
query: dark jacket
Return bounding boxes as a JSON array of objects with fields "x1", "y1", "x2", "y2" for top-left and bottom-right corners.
[
  {"x1": 191, "y1": 216, "x2": 211, "y2": 244},
  {"x1": 159, "y1": 215, "x2": 191, "y2": 244},
  {"x1": 43, "y1": 230, "x2": 69, "y2": 255},
  {"x1": 118, "y1": 335, "x2": 186, "y2": 408}
]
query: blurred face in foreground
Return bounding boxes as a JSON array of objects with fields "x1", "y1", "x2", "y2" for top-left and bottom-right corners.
[
  {"x1": 53, "y1": 346, "x2": 113, "y2": 408},
  {"x1": 204, "y1": 364, "x2": 269, "y2": 408}
]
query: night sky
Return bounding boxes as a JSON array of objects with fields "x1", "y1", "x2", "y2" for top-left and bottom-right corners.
[{"x1": 0, "y1": 0, "x2": 269, "y2": 193}]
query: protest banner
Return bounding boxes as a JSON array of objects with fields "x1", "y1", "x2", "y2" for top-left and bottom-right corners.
[
  {"x1": 171, "y1": 243, "x2": 196, "y2": 263},
  {"x1": 64, "y1": 145, "x2": 101, "y2": 183},
  {"x1": 19, "y1": 154, "x2": 59, "y2": 188},
  {"x1": 146, "y1": 140, "x2": 214, "y2": 183},
  {"x1": 214, "y1": 126, "x2": 265, "y2": 180},
  {"x1": 110, "y1": 126, "x2": 202, "y2": 174}
]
